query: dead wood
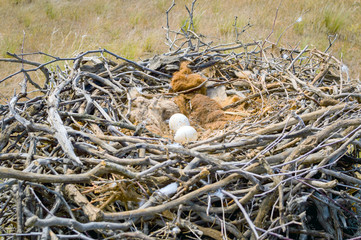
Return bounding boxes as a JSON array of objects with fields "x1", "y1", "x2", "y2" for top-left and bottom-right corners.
[{"x1": 1, "y1": 2, "x2": 361, "y2": 239}]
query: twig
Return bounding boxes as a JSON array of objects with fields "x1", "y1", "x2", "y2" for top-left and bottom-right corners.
[
  {"x1": 25, "y1": 215, "x2": 132, "y2": 232},
  {"x1": 222, "y1": 190, "x2": 259, "y2": 239},
  {"x1": 102, "y1": 173, "x2": 240, "y2": 220},
  {"x1": 0, "y1": 164, "x2": 104, "y2": 183}
]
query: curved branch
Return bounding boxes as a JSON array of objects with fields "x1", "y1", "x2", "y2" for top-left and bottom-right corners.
[
  {"x1": 1, "y1": 52, "x2": 50, "y2": 82},
  {"x1": 102, "y1": 173, "x2": 240, "y2": 220},
  {"x1": 0, "y1": 164, "x2": 104, "y2": 183},
  {"x1": 26, "y1": 215, "x2": 131, "y2": 231}
]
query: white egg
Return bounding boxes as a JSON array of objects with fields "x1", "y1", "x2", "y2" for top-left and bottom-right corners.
[
  {"x1": 169, "y1": 113, "x2": 190, "y2": 132},
  {"x1": 174, "y1": 126, "x2": 198, "y2": 143}
]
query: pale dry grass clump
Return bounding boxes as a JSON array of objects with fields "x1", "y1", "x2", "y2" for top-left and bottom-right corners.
[{"x1": 1, "y1": 0, "x2": 360, "y2": 102}]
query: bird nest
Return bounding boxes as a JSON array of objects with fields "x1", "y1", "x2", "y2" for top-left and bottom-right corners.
[{"x1": 1, "y1": 4, "x2": 361, "y2": 240}]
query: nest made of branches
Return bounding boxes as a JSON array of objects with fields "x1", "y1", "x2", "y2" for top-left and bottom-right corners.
[{"x1": 1, "y1": 2, "x2": 361, "y2": 240}]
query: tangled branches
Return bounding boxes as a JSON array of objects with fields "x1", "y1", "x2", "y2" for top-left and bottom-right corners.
[{"x1": 1, "y1": 2, "x2": 361, "y2": 239}]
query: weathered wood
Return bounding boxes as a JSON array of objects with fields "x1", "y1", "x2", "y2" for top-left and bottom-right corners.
[{"x1": 0, "y1": 4, "x2": 360, "y2": 238}]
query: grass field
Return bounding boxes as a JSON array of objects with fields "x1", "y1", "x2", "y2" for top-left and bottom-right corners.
[{"x1": 0, "y1": 0, "x2": 360, "y2": 102}]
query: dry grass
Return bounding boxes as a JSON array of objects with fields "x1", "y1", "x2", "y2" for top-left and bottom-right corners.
[{"x1": 1, "y1": 0, "x2": 360, "y2": 102}]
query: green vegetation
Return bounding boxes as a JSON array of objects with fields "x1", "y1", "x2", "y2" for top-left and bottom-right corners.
[
  {"x1": 44, "y1": 1, "x2": 56, "y2": 20},
  {"x1": 120, "y1": 40, "x2": 142, "y2": 60},
  {"x1": 180, "y1": 16, "x2": 201, "y2": 32},
  {"x1": 218, "y1": 17, "x2": 246, "y2": 36},
  {"x1": 0, "y1": 0, "x2": 360, "y2": 100},
  {"x1": 143, "y1": 36, "x2": 156, "y2": 53},
  {"x1": 323, "y1": 7, "x2": 347, "y2": 34},
  {"x1": 293, "y1": 21, "x2": 305, "y2": 35}
]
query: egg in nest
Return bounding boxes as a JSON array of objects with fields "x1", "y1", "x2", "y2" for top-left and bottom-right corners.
[
  {"x1": 169, "y1": 113, "x2": 190, "y2": 132},
  {"x1": 174, "y1": 126, "x2": 198, "y2": 143}
]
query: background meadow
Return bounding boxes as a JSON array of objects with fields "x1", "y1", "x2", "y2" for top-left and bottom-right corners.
[{"x1": 0, "y1": 0, "x2": 360, "y2": 101}]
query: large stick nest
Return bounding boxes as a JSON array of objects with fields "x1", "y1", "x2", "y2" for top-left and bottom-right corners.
[{"x1": 1, "y1": 4, "x2": 361, "y2": 240}]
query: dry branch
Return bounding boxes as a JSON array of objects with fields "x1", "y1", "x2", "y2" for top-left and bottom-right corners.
[
  {"x1": 0, "y1": 164, "x2": 104, "y2": 183},
  {"x1": 0, "y1": 3, "x2": 361, "y2": 239}
]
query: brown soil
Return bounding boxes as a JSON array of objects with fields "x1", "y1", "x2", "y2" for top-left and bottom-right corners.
[
  {"x1": 169, "y1": 64, "x2": 254, "y2": 131},
  {"x1": 218, "y1": 95, "x2": 241, "y2": 108},
  {"x1": 172, "y1": 93, "x2": 249, "y2": 131},
  {"x1": 172, "y1": 94, "x2": 190, "y2": 116},
  {"x1": 170, "y1": 61, "x2": 206, "y2": 93},
  {"x1": 190, "y1": 94, "x2": 227, "y2": 129},
  {"x1": 129, "y1": 96, "x2": 179, "y2": 136},
  {"x1": 320, "y1": 98, "x2": 340, "y2": 107}
]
